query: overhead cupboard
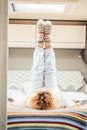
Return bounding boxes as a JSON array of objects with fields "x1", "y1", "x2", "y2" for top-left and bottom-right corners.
[
  {"x1": 8, "y1": 24, "x2": 36, "y2": 48},
  {"x1": 51, "y1": 25, "x2": 86, "y2": 49},
  {"x1": 8, "y1": 24, "x2": 86, "y2": 49}
]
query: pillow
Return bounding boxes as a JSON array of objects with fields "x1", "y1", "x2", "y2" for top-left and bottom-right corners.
[
  {"x1": 57, "y1": 71, "x2": 85, "y2": 91},
  {"x1": 8, "y1": 70, "x2": 31, "y2": 90}
]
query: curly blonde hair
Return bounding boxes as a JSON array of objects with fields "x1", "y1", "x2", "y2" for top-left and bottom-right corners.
[{"x1": 29, "y1": 88, "x2": 54, "y2": 110}]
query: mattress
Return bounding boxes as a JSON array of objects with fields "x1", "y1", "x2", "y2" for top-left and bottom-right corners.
[
  {"x1": 8, "y1": 70, "x2": 86, "y2": 91},
  {"x1": 7, "y1": 106, "x2": 87, "y2": 130}
]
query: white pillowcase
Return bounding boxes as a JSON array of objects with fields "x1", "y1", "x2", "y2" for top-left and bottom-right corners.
[
  {"x1": 57, "y1": 71, "x2": 85, "y2": 91},
  {"x1": 8, "y1": 70, "x2": 31, "y2": 90}
]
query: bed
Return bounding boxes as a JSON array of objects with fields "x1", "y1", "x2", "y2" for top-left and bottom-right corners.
[{"x1": 7, "y1": 70, "x2": 87, "y2": 130}]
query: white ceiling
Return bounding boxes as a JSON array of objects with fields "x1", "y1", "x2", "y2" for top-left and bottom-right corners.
[{"x1": 9, "y1": 0, "x2": 87, "y2": 20}]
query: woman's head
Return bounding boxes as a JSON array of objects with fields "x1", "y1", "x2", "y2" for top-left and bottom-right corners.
[{"x1": 29, "y1": 88, "x2": 54, "y2": 110}]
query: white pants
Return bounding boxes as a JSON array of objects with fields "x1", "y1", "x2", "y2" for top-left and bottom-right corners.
[
  {"x1": 27, "y1": 47, "x2": 76, "y2": 108},
  {"x1": 9, "y1": 47, "x2": 76, "y2": 108},
  {"x1": 28, "y1": 47, "x2": 60, "y2": 95}
]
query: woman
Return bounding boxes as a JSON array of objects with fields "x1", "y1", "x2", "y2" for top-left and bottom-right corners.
[{"x1": 24, "y1": 19, "x2": 75, "y2": 110}]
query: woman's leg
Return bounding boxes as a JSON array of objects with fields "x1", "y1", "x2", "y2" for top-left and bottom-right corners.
[
  {"x1": 44, "y1": 21, "x2": 76, "y2": 108},
  {"x1": 28, "y1": 20, "x2": 45, "y2": 96},
  {"x1": 44, "y1": 21, "x2": 60, "y2": 92},
  {"x1": 44, "y1": 49, "x2": 59, "y2": 89}
]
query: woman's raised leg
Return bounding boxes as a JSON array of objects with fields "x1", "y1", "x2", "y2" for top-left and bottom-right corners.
[
  {"x1": 28, "y1": 20, "x2": 45, "y2": 96},
  {"x1": 44, "y1": 21, "x2": 60, "y2": 92}
]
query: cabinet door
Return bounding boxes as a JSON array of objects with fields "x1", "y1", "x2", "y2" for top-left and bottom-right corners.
[
  {"x1": 51, "y1": 25, "x2": 86, "y2": 48},
  {"x1": 8, "y1": 24, "x2": 36, "y2": 48}
]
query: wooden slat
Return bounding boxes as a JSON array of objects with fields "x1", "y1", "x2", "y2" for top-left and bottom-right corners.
[{"x1": 9, "y1": 19, "x2": 87, "y2": 25}]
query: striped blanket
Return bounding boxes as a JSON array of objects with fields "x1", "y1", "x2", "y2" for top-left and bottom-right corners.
[{"x1": 7, "y1": 107, "x2": 87, "y2": 130}]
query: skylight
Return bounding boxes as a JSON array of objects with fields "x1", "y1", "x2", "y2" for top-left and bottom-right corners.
[{"x1": 12, "y1": 3, "x2": 66, "y2": 13}]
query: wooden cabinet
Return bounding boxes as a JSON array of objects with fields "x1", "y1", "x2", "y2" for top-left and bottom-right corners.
[
  {"x1": 8, "y1": 24, "x2": 86, "y2": 49},
  {"x1": 8, "y1": 24, "x2": 36, "y2": 48},
  {"x1": 51, "y1": 25, "x2": 86, "y2": 48}
]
